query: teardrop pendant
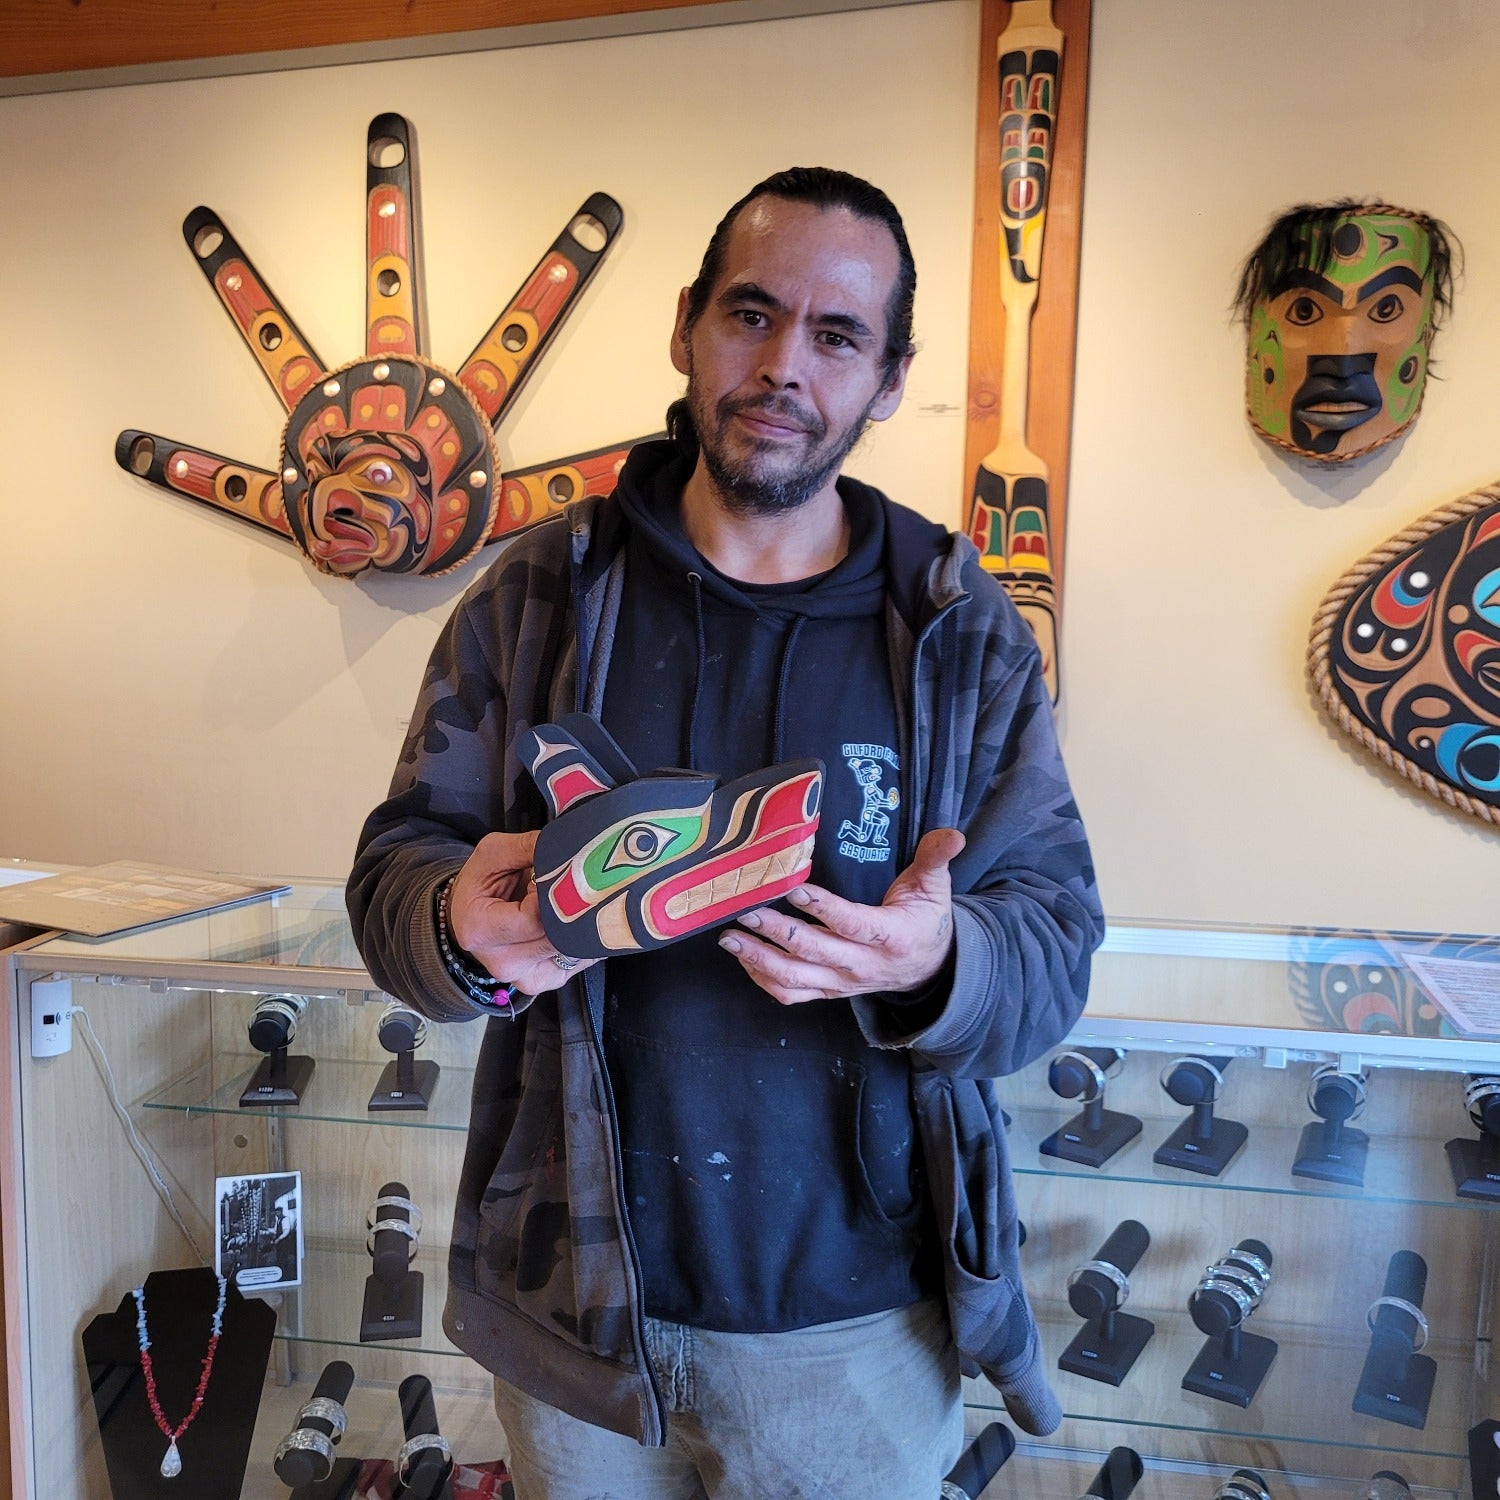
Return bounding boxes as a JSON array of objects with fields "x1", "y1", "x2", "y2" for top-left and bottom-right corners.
[{"x1": 160, "y1": 1440, "x2": 181, "y2": 1478}]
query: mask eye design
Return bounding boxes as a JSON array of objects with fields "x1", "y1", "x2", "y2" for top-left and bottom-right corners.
[
  {"x1": 603, "y1": 821, "x2": 688, "y2": 872},
  {"x1": 580, "y1": 812, "x2": 706, "y2": 895},
  {"x1": 1369, "y1": 292, "x2": 1404, "y2": 323},
  {"x1": 1286, "y1": 295, "x2": 1322, "y2": 326}
]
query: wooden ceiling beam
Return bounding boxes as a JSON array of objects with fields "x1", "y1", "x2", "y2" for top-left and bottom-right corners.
[{"x1": 1, "y1": 0, "x2": 711, "y2": 81}]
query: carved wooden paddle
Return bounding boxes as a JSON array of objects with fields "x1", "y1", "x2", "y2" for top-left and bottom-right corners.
[{"x1": 966, "y1": 0, "x2": 1064, "y2": 701}]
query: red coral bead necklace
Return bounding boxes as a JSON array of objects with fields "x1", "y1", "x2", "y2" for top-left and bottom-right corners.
[{"x1": 131, "y1": 1273, "x2": 228, "y2": 1479}]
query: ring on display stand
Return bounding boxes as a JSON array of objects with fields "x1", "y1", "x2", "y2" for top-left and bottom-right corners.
[{"x1": 1367, "y1": 1295, "x2": 1430, "y2": 1353}]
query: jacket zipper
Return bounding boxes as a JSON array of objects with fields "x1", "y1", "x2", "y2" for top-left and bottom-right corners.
[{"x1": 570, "y1": 521, "x2": 670, "y2": 1447}]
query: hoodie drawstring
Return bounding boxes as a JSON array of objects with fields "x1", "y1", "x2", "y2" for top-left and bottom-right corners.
[{"x1": 686, "y1": 571, "x2": 707, "y2": 770}]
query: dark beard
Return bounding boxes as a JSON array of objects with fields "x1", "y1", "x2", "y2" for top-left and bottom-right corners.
[{"x1": 690, "y1": 387, "x2": 876, "y2": 517}]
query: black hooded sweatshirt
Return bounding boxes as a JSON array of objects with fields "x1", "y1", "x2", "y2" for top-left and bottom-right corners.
[{"x1": 599, "y1": 447, "x2": 939, "y2": 1333}]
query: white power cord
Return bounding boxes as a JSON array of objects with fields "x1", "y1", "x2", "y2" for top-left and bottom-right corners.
[{"x1": 71, "y1": 1007, "x2": 210, "y2": 1267}]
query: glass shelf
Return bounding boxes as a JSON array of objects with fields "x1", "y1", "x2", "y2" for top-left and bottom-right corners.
[
  {"x1": 1005, "y1": 1104, "x2": 1487, "y2": 1212},
  {"x1": 269, "y1": 1239, "x2": 464, "y2": 1360},
  {"x1": 142, "y1": 1057, "x2": 475, "y2": 1133},
  {"x1": 966, "y1": 1300, "x2": 1477, "y2": 1465}
]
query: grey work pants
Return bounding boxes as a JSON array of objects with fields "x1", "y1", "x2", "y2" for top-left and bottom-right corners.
[{"x1": 493, "y1": 1298, "x2": 964, "y2": 1500}]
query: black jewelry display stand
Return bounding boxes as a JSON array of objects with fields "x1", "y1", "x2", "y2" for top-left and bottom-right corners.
[
  {"x1": 1154, "y1": 1058, "x2": 1246, "y2": 1177},
  {"x1": 1058, "y1": 1220, "x2": 1153, "y2": 1387},
  {"x1": 1183, "y1": 1323, "x2": 1277, "y2": 1408},
  {"x1": 393, "y1": 1375, "x2": 456, "y2": 1500},
  {"x1": 1468, "y1": 1421, "x2": 1500, "y2": 1499},
  {"x1": 941, "y1": 1421, "x2": 1015, "y2": 1500},
  {"x1": 1352, "y1": 1251, "x2": 1435, "y2": 1429},
  {"x1": 1444, "y1": 1129, "x2": 1500, "y2": 1201},
  {"x1": 1078, "y1": 1446, "x2": 1144, "y2": 1499},
  {"x1": 1039, "y1": 1048, "x2": 1141, "y2": 1168},
  {"x1": 239, "y1": 1045, "x2": 315, "y2": 1107},
  {"x1": 1293, "y1": 1115, "x2": 1369, "y2": 1186},
  {"x1": 289, "y1": 1463, "x2": 365, "y2": 1500},
  {"x1": 362, "y1": 1180, "x2": 424, "y2": 1342},
  {"x1": 368, "y1": 1048, "x2": 439, "y2": 1112},
  {"x1": 1293, "y1": 1068, "x2": 1369, "y2": 1186},
  {"x1": 82, "y1": 1267, "x2": 275, "y2": 1500}
]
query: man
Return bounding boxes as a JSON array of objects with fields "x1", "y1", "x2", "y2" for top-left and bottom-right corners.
[{"x1": 348, "y1": 167, "x2": 1103, "y2": 1498}]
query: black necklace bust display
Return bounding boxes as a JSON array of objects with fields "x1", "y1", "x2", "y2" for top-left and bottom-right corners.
[{"x1": 81, "y1": 1266, "x2": 275, "y2": 1499}]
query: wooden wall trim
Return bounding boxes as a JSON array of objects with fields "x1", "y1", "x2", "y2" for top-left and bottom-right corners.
[{"x1": 0, "y1": 0, "x2": 717, "y2": 80}]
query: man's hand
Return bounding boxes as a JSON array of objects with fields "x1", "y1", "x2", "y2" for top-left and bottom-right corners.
[
  {"x1": 449, "y1": 830, "x2": 598, "y2": 996},
  {"x1": 718, "y1": 829, "x2": 964, "y2": 1006}
]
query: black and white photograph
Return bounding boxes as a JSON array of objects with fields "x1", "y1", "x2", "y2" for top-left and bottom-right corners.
[{"x1": 215, "y1": 1171, "x2": 303, "y2": 1291}]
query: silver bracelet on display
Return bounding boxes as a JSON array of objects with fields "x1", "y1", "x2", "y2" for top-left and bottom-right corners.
[
  {"x1": 1066, "y1": 1259, "x2": 1130, "y2": 1308},
  {"x1": 1307, "y1": 1064, "x2": 1368, "y2": 1122},
  {"x1": 366, "y1": 1218, "x2": 421, "y2": 1261},
  {"x1": 368, "y1": 1196, "x2": 424, "y2": 1236},
  {"x1": 1161, "y1": 1055, "x2": 1225, "y2": 1098},
  {"x1": 378, "y1": 998, "x2": 429, "y2": 1050},
  {"x1": 294, "y1": 1396, "x2": 347, "y2": 1440},
  {"x1": 1216, "y1": 1474, "x2": 1271, "y2": 1500},
  {"x1": 1367, "y1": 1295, "x2": 1429, "y2": 1352},
  {"x1": 1465, "y1": 1075, "x2": 1500, "y2": 1131},
  {"x1": 396, "y1": 1433, "x2": 452, "y2": 1481},
  {"x1": 1195, "y1": 1277, "x2": 1255, "y2": 1325},
  {"x1": 274, "y1": 1426, "x2": 336, "y2": 1475},
  {"x1": 1221, "y1": 1246, "x2": 1271, "y2": 1290},
  {"x1": 1053, "y1": 1049, "x2": 1109, "y2": 1101}
]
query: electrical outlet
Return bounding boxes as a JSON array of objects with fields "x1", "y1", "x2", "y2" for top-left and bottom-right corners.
[{"x1": 30, "y1": 978, "x2": 72, "y2": 1058}]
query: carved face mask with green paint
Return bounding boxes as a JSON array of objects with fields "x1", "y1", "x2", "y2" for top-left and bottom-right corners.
[{"x1": 1236, "y1": 203, "x2": 1457, "y2": 464}]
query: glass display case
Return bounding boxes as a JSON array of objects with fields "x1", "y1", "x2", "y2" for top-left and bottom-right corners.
[{"x1": 2, "y1": 884, "x2": 1497, "y2": 1498}]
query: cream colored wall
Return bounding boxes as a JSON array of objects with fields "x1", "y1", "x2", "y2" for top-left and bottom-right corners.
[
  {"x1": 0, "y1": 1, "x2": 978, "y2": 881},
  {"x1": 0, "y1": 0, "x2": 1496, "y2": 938},
  {"x1": 1064, "y1": 0, "x2": 1500, "y2": 934}
]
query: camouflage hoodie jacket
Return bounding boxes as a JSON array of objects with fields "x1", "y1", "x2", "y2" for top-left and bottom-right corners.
[{"x1": 347, "y1": 447, "x2": 1104, "y2": 1443}]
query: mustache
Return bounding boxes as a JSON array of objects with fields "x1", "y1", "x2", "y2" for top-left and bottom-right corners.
[{"x1": 717, "y1": 393, "x2": 826, "y2": 439}]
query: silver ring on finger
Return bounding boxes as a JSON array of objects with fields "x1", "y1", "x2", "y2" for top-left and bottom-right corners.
[{"x1": 552, "y1": 953, "x2": 580, "y2": 971}]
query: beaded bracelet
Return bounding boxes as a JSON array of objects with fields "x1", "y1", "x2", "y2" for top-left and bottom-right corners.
[{"x1": 435, "y1": 876, "x2": 515, "y2": 1015}]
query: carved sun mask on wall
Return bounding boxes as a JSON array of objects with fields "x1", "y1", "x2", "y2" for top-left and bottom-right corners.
[{"x1": 116, "y1": 112, "x2": 655, "y2": 578}]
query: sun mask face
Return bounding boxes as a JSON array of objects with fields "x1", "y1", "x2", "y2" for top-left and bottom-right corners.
[
  {"x1": 1239, "y1": 205, "x2": 1454, "y2": 463},
  {"x1": 521, "y1": 714, "x2": 824, "y2": 959},
  {"x1": 1311, "y1": 486, "x2": 1500, "y2": 826}
]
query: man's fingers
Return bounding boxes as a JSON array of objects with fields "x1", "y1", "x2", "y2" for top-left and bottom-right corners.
[
  {"x1": 719, "y1": 929, "x2": 843, "y2": 997},
  {"x1": 902, "y1": 828, "x2": 965, "y2": 889},
  {"x1": 779, "y1": 885, "x2": 891, "y2": 945}
]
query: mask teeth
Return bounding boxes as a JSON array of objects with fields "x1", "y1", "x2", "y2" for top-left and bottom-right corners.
[{"x1": 664, "y1": 835, "x2": 815, "y2": 920}]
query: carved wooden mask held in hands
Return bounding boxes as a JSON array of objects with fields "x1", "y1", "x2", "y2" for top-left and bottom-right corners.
[
  {"x1": 521, "y1": 714, "x2": 823, "y2": 959},
  {"x1": 1235, "y1": 202, "x2": 1457, "y2": 464}
]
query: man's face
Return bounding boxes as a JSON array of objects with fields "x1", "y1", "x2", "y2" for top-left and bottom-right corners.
[
  {"x1": 1247, "y1": 213, "x2": 1437, "y2": 462},
  {"x1": 671, "y1": 197, "x2": 910, "y2": 514}
]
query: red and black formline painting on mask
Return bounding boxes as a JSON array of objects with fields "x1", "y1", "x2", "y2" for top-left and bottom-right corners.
[{"x1": 116, "y1": 112, "x2": 658, "y2": 579}]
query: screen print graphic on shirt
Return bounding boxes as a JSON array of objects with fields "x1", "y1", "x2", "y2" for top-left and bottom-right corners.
[
  {"x1": 521, "y1": 713, "x2": 823, "y2": 959},
  {"x1": 836, "y1": 742, "x2": 900, "y2": 865}
]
